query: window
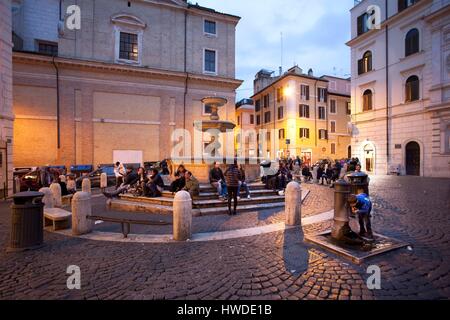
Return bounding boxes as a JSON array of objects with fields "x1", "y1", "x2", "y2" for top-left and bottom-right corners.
[
  {"x1": 299, "y1": 104, "x2": 310, "y2": 118},
  {"x1": 330, "y1": 99, "x2": 337, "y2": 114},
  {"x1": 363, "y1": 90, "x2": 373, "y2": 111},
  {"x1": 119, "y1": 32, "x2": 138, "y2": 61},
  {"x1": 279, "y1": 129, "x2": 285, "y2": 140},
  {"x1": 250, "y1": 115, "x2": 255, "y2": 125},
  {"x1": 331, "y1": 143, "x2": 336, "y2": 155},
  {"x1": 256, "y1": 115, "x2": 261, "y2": 125},
  {"x1": 278, "y1": 106, "x2": 284, "y2": 120},
  {"x1": 347, "y1": 102, "x2": 352, "y2": 115},
  {"x1": 255, "y1": 99, "x2": 261, "y2": 112},
  {"x1": 276, "y1": 88, "x2": 283, "y2": 103},
  {"x1": 204, "y1": 49, "x2": 217, "y2": 73},
  {"x1": 264, "y1": 111, "x2": 271, "y2": 124},
  {"x1": 204, "y1": 20, "x2": 216, "y2": 35},
  {"x1": 318, "y1": 88, "x2": 327, "y2": 102},
  {"x1": 330, "y1": 121, "x2": 336, "y2": 133},
  {"x1": 266, "y1": 131, "x2": 271, "y2": 141},
  {"x1": 37, "y1": 41, "x2": 58, "y2": 56},
  {"x1": 405, "y1": 75, "x2": 420, "y2": 102},
  {"x1": 318, "y1": 106, "x2": 326, "y2": 120},
  {"x1": 301, "y1": 85, "x2": 310, "y2": 100},
  {"x1": 319, "y1": 129, "x2": 328, "y2": 140},
  {"x1": 357, "y1": 12, "x2": 370, "y2": 36},
  {"x1": 398, "y1": 0, "x2": 420, "y2": 12},
  {"x1": 358, "y1": 51, "x2": 372, "y2": 75},
  {"x1": 263, "y1": 94, "x2": 270, "y2": 108},
  {"x1": 405, "y1": 28, "x2": 419, "y2": 57},
  {"x1": 300, "y1": 128, "x2": 310, "y2": 139}
]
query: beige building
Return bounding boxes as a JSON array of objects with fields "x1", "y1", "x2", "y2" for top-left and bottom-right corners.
[
  {"x1": 0, "y1": 0, "x2": 14, "y2": 196},
  {"x1": 11, "y1": 0, "x2": 241, "y2": 168},
  {"x1": 348, "y1": 0, "x2": 450, "y2": 177},
  {"x1": 235, "y1": 99, "x2": 256, "y2": 158},
  {"x1": 251, "y1": 67, "x2": 351, "y2": 164}
]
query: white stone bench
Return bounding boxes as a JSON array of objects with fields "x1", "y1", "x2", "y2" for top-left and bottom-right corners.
[{"x1": 44, "y1": 208, "x2": 72, "y2": 231}]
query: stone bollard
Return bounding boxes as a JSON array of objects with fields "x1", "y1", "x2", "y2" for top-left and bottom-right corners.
[
  {"x1": 313, "y1": 166, "x2": 318, "y2": 184},
  {"x1": 173, "y1": 191, "x2": 192, "y2": 241},
  {"x1": 39, "y1": 187, "x2": 54, "y2": 209},
  {"x1": 331, "y1": 179, "x2": 351, "y2": 241},
  {"x1": 285, "y1": 181, "x2": 302, "y2": 226},
  {"x1": 100, "y1": 173, "x2": 107, "y2": 190},
  {"x1": 72, "y1": 191, "x2": 93, "y2": 235},
  {"x1": 49, "y1": 182, "x2": 62, "y2": 207},
  {"x1": 59, "y1": 175, "x2": 66, "y2": 183},
  {"x1": 81, "y1": 178, "x2": 91, "y2": 194},
  {"x1": 14, "y1": 176, "x2": 21, "y2": 194}
]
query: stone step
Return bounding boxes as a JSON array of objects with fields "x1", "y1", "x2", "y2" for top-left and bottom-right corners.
[
  {"x1": 198, "y1": 183, "x2": 268, "y2": 193},
  {"x1": 119, "y1": 194, "x2": 286, "y2": 209},
  {"x1": 161, "y1": 189, "x2": 279, "y2": 200}
]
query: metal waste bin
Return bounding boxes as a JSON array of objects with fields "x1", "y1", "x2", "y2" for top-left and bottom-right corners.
[
  {"x1": 347, "y1": 172, "x2": 369, "y2": 196},
  {"x1": 8, "y1": 191, "x2": 44, "y2": 252}
]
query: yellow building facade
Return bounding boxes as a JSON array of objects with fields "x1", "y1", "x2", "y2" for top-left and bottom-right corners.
[{"x1": 251, "y1": 67, "x2": 351, "y2": 165}]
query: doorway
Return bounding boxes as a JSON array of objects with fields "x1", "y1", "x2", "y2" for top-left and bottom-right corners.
[
  {"x1": 363, "y1": 144, "x2": 374, "y2": 173},
  {"x1": 405, "y1": 141, "x2": 420, "y2": 176},
  {"x1": 347, "y1": 145, "x2": 352, "y2": 159}
]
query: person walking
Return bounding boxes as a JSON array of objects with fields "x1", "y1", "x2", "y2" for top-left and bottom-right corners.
[{"x1": 224, "y1": 160, "x2": 241, "y2": 216}]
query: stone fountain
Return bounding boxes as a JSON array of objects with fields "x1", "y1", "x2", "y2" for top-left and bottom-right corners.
[{"x1": 194, "y1": 97, "x2": 236, "y2": 132}]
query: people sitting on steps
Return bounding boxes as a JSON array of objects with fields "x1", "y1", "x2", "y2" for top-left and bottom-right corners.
[
  {"x1": 183, "y1": 171, "x2": 199, "y2": 198},
  {"x1": 209, "y1": 161, "x2": 227, "y2": 200},
  {"x1": 237, "y1": 164, "x2": 251, "y2": 200},
  {"x1": 170, "y1": 164, "x2": 187, "y2": 194},
  {"x1": 145, "y1": 169, "x2": 165, "y2": 198},
  {"x1": 103, "y1": 167, "x2": 138, "y2": 199}
]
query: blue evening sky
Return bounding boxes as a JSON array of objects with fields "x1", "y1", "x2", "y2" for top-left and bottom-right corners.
[{"x1": 193, "y1": 0, "x2": 355, "y2": 101}]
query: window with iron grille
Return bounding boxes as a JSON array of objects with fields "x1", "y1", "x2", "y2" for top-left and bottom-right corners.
[
  {"x1": 318, "y1": 106, "x2": 326, "y2": 120},
  {"x1": 204, "y1": 49, "x2": 216, "y2": 73},
  {"x1": 38, "y1": 41, "x2": 58, "y2": 56},
  {"x1": 299, "y1": 104, "x2": 310, "y2": 118},
  {"x1": 119, "y1": 32, "x2": 138, "y2": 61},
  {"x1": 204, "y1": 20, "x2": 216, "y2": 35}
]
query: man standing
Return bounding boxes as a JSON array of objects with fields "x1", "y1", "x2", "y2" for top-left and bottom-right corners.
[
  {"x1": 224, "y1": 160, "x2": 241, "y2": 216},
  {"x1": 114, "y1": 162, "x2": 126, "y2": 189}
]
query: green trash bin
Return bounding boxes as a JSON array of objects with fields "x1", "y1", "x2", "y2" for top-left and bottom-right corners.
[{"x1": 8, "y1": 191, "x2": 44, "y2": 252}]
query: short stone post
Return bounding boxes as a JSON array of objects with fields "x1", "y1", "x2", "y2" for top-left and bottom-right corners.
[
  {"x1": 313, "y1": 166, "x2": 319, "y2": 184},
  {"x1": 14, "y1": 176, "x2": 21, "y2": 194},
  {"x1": 72, "y1": 191, "x2": 93, "y2": 235},
  {"x1": 100, "y1": 173, "x2": 107, "y2": 190},
  {"x1": 285, "y1": 181, "x2": 302, "y2": 226},
  {"x1": 39, "y1": 187, "x2": 54, "y2": 209},
  {"x1": 81, "y1": 178, "x2": 91, "y2": 194},
  {"x1": 173, "y1": 191, "x2": 192, "y2": 241},
  {"x1": 331, "y1": 180, "x2": 351, "y2": 241},
  {"x1": 49, "y1": 182, "x2": 62, "y2": 207},
  {"x1": 59, "y1": 175, "x2": 66, "y2": 183}
]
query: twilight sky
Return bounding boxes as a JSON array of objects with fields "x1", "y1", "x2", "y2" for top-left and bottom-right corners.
[{"x1": 194, "y1": 0, "x2": 355, "y2": 101}]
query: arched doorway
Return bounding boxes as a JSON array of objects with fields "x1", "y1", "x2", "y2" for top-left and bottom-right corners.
[
  {"x1": 363, "y1": 144, "x2": 375, "y2": 173},
  {"x1": 405, "y1": 141, "x2": 420, "y2": 176}
]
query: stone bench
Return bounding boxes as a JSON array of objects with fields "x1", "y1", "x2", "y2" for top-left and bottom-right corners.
[{"x1": 44, "y1": 208, "x2": 72, "y2": 231}]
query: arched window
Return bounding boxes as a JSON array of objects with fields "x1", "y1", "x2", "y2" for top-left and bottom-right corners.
[
  {"x1": 363, "y1": 89, "x2": 373, "y2": 111},
  {"x1": 405, "y1": 28, "x2": 419, "y2": 57},
  {"x1": 405, "y1": 75, "x2": 420, "y2": 102},
  {"x1": 358, "y1": 51, "x2": 372, "y2": 75}
]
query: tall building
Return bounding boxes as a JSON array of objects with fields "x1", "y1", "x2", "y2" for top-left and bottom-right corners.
[
  {"x1": 347, "y1": 0, "x2": 450, "y2": 177},
  {"x1": 0, "y1": 0, "x2": 13, "y2": 196},
  {"x1": 11, "y1": 0, "x2": 241, "y2": 168},
  {"x1": 251, "y1": 66, "x2": 351, "y2": 164},
  {"x1": 235, "y1": 98, "x2": 256, "y2": 158}
]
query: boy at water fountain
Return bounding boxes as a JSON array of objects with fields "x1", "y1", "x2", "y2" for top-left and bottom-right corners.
[{"x1": 348, "y1": 193, "x2": 373, "y2": 239}]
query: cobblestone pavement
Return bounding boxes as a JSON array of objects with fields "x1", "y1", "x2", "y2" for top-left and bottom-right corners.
[{"x1": 0, "y1": 176, "x2": 449, "y2": 300}]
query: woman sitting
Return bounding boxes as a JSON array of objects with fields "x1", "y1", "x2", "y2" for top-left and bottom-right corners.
[{"x1": 170, "y1": 164, "x2": 187, "y2": 193}]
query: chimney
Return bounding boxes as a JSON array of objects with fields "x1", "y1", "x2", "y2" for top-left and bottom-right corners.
[
  {"x1": 308, "y1": 68, "x2": 313, "y2": 76},
  {"x1": 279, "y1": 66, "x2": 283, "y2": 76}
]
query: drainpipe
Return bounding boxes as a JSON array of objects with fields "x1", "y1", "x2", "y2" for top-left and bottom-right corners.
[
  {"x1": 52, "y1": 56, "x2": 61, "y2": 149},
  {"x1": 314, "y1": 80, "x2": 318, "y2": 148},
  {"x1": 385, "y1": 0, "x2": 390, "y2": 166},
  {"x1": 183, "y1": 10, "x2": 188, "y2": 139}
]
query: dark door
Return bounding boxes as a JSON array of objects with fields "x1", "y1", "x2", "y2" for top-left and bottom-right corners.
[
  {"x1": 348, "y1": 146, "x2": 352, "y2": 159},
  {"x1": 405, "y1": 142, "x2": 420, "y2": 176}
]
